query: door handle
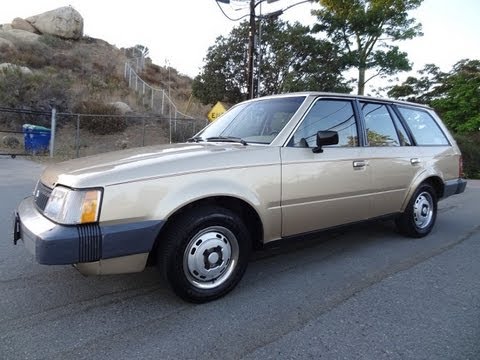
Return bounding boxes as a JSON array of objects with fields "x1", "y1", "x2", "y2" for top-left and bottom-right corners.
[
  {"x1": 410, "y1": 158, "x2": 420, "y2": 165},
  {"x1": 353, "y1": 160, "x2": 367, "y2": 169}
]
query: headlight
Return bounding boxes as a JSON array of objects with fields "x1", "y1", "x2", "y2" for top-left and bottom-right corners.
[{"x1": 44, "y1": 186, "x2": 102, "y2": 225}]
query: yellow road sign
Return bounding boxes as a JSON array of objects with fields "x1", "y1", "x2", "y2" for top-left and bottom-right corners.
[{"x1": 207, "y1": 102, "x2": 227, "y2": 122}]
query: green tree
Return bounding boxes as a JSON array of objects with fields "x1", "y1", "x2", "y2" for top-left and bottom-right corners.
[
  {"x1": 431, "y1": 60, "x2": 480, "y2": 133},
  {"x1": 388, "y1": 59, "x2": 480, "y2": 133},
  {"x1": 192, "y1": 24, "x2": 246, "y2": 105},
  {"x1": 193, "y1": 19, "x2": 350, "y2": 105},
  {"x1": 259, "y1": 19, "x2": 352, "y2": 95},
  {"x1": 312, "y1": 0, "x2": 423, "y2": 95},
  {"x1": 387, "y1": 63, "x2": 446, "y2": 103}
]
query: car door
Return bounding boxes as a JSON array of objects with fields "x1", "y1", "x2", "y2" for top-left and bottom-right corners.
[
  {"x1": 280, "y1": 98, "x2": 373, "y2": 237},
  {"x1": 358, "y1": 101, "x2": 421, "y2": 217}
]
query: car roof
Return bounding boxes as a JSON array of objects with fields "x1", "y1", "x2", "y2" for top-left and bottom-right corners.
[{"x1": 248, "y1": 92, "x2": 433, "y2": 110}]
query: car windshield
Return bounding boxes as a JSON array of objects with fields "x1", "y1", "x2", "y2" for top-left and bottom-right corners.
[{"x1": 194, "y1": 96, "x2": 306, "y2": 145}]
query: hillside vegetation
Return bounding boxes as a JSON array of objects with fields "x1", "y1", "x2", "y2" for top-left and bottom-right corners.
[
  {"x1": 0, "y1": 8, "x2": 210, "y2": 159},
  {"x1": 0, "y1": 32, "x2": 209, "y2": 124}
]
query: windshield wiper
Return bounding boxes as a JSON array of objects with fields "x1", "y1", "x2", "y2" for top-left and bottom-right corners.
[
  {"x1": 205, "y1": 136, "x2": 248, "y2": 146},
  {"x1": 187, "y1": 136, "x2": 204, "y2": 143}
]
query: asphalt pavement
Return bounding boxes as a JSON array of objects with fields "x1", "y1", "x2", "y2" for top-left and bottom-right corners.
[{"x1": 0, "y1": 156, "x2": 479, "y2": 360}]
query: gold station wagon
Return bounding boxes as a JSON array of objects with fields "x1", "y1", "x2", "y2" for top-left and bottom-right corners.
[{"x1": 14, "y1": 93, "x2": 467, "y2": 302}]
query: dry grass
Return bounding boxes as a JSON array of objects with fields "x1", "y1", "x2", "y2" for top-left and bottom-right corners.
[
  {"x1": 0, "y1": 117, "x2": 205, "y2": 162},
  {"x1": 1, "y1": 33, "x2": 212, "y2": 163},
  {"x1": 0, "y1": 34, "x2": 209, "y2": 119}
]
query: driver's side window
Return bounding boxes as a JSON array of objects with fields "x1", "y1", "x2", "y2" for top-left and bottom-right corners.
[{"x1": 289, "y1": 99, "x2": 358, "y2": 148}]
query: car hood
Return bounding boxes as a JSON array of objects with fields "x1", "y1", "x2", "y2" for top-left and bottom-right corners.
[{"x1": 40, "y1": 142, "x2": 278, "y2": 188}]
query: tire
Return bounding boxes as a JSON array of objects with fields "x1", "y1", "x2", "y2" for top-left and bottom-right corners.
[
  {"x1": 396, "y1": 183, "x2": 437, "y2": 238},
  {"x1": 158, "y1": 205, "x2": 251, "y2": 303}
]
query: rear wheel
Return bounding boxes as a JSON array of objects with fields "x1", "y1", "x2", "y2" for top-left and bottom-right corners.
[
  {"x1": 396, "y1": 183, "x2": 437, "y2": 238},
  {"x1": 158, "y1": 206, "x2": 251, "y2": 303}
]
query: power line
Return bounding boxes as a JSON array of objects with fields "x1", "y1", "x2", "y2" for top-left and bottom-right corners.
[
  {"x1": 215, "y1": 0, "x2": 313, "y2": 21},
  {"x1": 282, "y1": 0, "x2": 313, "y2": 14},
  {"x1": 214, "y1": 0, "x2": 250, "y2": 21}
]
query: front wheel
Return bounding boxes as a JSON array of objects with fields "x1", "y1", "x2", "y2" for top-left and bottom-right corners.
[
  {"x1": 396, "y1": 183, "x2": 437, "y2": 238},
  {"x1": 158, "y1": 206, "x2": 251, "y2": 303}
]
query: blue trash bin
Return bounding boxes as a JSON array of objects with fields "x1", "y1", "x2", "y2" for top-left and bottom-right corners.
[{"x1": 23, "y1": 124, "x2": 51, "y2": 154}]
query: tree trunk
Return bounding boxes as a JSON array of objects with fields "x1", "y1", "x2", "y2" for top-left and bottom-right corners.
[{"x1": 358, "y1": 66, "x2": 366, "y2": 95}]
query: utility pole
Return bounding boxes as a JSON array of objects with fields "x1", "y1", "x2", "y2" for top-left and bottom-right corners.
[
  {"x1": 215, "y1": 0, "x2": 284, "y2": 99},
  {"x1": 247, "y1": 0, "x2": 256, "y2": 99},
  {"x1": 257, "y1": 2, "x2": 262, "y2": 98}
]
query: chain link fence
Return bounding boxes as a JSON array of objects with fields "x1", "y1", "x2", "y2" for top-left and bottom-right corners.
[
  {"x1": 1, "y1": 107, "x2": 208, "y2": 160},
  {"x1": 1, "y1": 57, "x2": 209, "y2": 159},
  {"x1": 124, "y1": 59, "x2": 192, "y2": 119},
  {"x1": 0, "y1": 107, "x2": 51, "y2": 157}
]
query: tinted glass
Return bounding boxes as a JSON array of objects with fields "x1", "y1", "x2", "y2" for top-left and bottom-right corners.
[
  {"x1": 361, "y1": 102, "x2": 400, "y2": 147},
  {"x1": 290, "y1": 100, "x2": 357, "y2": 147},
  {"x1": 398, "y1": 107, "x2": 449, "y2": 145},
  {"x1": 197, "y1": 96, "x2": 306, "y2": 144},
  {"x1": 390, "y1": 108, "x2": 412, "y2": 146}
]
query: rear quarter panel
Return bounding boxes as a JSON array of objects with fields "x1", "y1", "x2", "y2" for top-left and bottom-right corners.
[{"x1": 397, "y1": 108, "x2": 462, "y2": 211}]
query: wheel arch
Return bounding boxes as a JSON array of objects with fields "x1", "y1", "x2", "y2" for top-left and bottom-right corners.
[
  {"x1": 423, "y1": 176, "x2": 444, "y2": 199},
  {"x1": 148, "y1": 196, "x2": 264, "y2": 265},
  {"x1": 401, "y1": 174, "x2": 444, "y2": 212}
]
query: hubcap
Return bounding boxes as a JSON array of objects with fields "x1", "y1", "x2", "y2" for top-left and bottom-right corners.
[
  {"x1": 413, "y1": 191, "x2": 433, "y2": 229},
  {"x1": 183, "y1": 226, "x2": 239, "y2": 289}
]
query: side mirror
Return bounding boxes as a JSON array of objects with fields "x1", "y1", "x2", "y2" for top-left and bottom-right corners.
[{"x1": 312, "y1": 131, "x2": 339, "y2": 153}]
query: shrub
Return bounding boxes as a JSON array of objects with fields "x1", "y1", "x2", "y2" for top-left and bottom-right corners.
[
  {"x1": 455, "y1": 133, "x2": 480, "y2": 179},
  {"x1": 39, "y1": 34, "x2": 73, "y2": 50},
  {"x1": 50, "y1": 52, "x2": 82, "y2": 71},
  {"x1": 0, "y1": 43, "x2": 17, "y2": 63},
  {"x1": 74, "y1": 101, "x2": 127, "y2": 135},
  {"x1": 13, "y1": 41, "x2": 52, "y2": 69},
  {"x1": 0, "y1": 67, "x2": 72, "y2": 127}
]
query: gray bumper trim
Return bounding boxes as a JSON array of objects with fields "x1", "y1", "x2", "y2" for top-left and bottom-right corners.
[
  {"x1": 443, "y1": 178, "x2": 467, "y2": 198},
  {"x1": 16, "y1": 197, "x2": 164, "y2": 265}
]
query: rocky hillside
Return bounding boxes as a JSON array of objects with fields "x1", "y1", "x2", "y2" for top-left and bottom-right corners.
[{"x1": 0, "y1": 6, "x2": 208, "y2": 122}]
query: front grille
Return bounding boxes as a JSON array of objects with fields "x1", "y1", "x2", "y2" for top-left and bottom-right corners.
[
  {"x1": 77, "y1": 224, "x2": 102, "y2": 262},
  {"x1": 34, "y1": 182, "x2": 52, "y2": 212}
]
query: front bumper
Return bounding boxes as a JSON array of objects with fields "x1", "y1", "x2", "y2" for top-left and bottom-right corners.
[{"x1": 14, "y1": 196, "x2": 164, "y2": 265}]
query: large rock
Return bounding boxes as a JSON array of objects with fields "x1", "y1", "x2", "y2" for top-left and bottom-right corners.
[
  {"x1": 0, "y1": 29, "x2": 40, "y2": 43},
  {"x1": 26, "y1": 6, "x2": 83, "y2": 39},
  {"x1": 0, "y1": 36, "x2": 14, "y2": 49},
  {"x1": 11, "y1": 18, "x2": 38, "y2": 33},
  {"x1": 110, "y1": 102, "x2": 132, "y2": 115}
]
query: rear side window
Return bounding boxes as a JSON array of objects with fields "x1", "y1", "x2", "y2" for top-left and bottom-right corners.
[
  {"x1": 398, "y1": 107, "x2": 449, "y2": 145},
  {"x1": 390, "y1": 109, "x2": 412, "y2": 146},
  {"x1": 290, "y1": 99, "x2": 358, "y2": 147},
  {"x1": 360, "y1": 102, "x2": 401, "y2": 146}
]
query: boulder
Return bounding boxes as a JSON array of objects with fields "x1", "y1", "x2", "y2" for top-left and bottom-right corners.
[
  {"x1": 0, "y1": 29, "x2": 40, "y2": 43},
  {"x1": 11, "y1": 18, "x2": 38, "y2": 33},
  {"x1": 0, "y1": 36, "x2": 14, "y2": 49},
  {"x1": 26, "y1": 6, "x2": 83, "y2": 40},
  {"x1": 110, "y1": 102, "x2": 132, "y2": 115},
  {"x1": 0, "y1": 63, "x2": 33, "y2": 75}
]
